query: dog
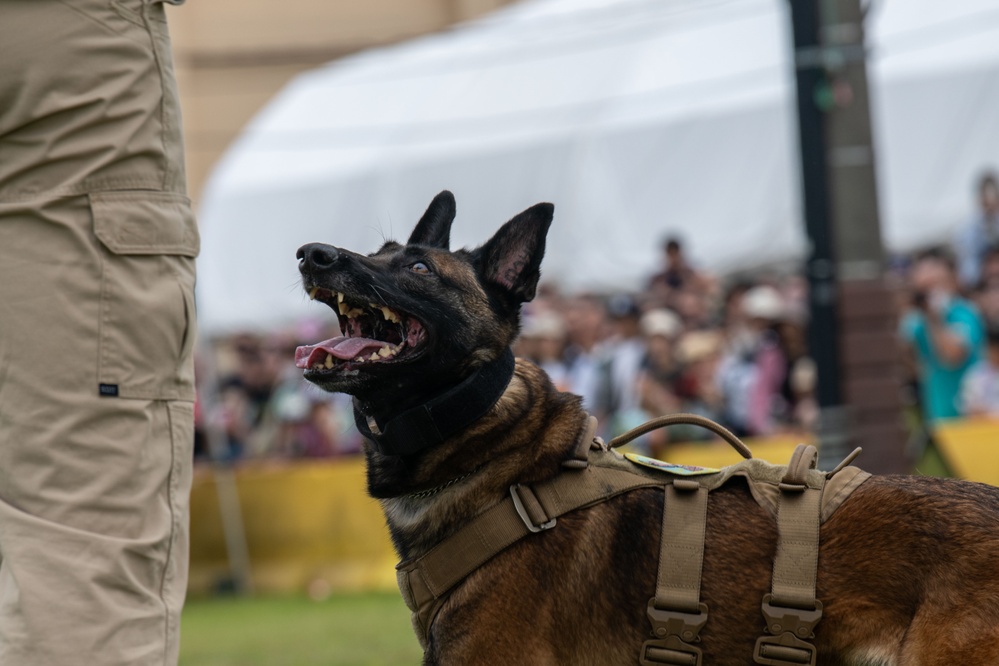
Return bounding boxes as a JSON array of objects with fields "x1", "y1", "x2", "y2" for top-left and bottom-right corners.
[{"x1": 295, "y1": 190, "x2": 999, "y2": 665}]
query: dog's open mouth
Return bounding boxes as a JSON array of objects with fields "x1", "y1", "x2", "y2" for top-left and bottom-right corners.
[{"x1": 295, "y1": 287, "x2": 427, "y2": 371}]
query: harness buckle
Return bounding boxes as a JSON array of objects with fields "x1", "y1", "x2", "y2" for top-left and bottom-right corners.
[
  {"x1": 753, "y1": 595, "x2": 823, "y2": 665},
  {"x1": 640, "y1": 600, "x2": 708, "y2": 666},
  {"x1": 754, "y1": 633, "x2": 816, "y2": 666},
  {"x1": 509, "y1": 484, "x2": 556, "y2": 533},
  {"x1": 640, "y1": 636, "x2": 702, "y2": 666}
]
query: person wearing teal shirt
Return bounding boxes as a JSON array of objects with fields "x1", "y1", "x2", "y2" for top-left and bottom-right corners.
[{"x1": 901, "y1": 253, "x2": 986, "y2": 421}]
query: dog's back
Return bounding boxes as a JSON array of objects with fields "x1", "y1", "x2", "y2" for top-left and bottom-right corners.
[{"x1": 422, "y1": 473, "x2": 999, "y2": 665}]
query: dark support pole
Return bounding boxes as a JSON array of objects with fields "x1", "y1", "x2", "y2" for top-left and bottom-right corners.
[
  {"x1": 787, "y1": 0, "x2": 849, "y2": 469},
  {"x1": 786, "y1": 0, "x2": 909, "y2": 473}
]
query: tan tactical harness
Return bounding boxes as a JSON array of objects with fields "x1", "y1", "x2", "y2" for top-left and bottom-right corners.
[{"x1": 395, "y1": 414, "x2": 871, "y2": 666}]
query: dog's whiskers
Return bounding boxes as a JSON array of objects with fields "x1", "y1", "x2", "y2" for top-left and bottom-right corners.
[{"x1": 370, "y1": 284, "x2": 388, "y2": 305}]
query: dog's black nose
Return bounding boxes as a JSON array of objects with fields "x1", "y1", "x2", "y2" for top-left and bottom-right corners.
[{"x1": 297, "y1": 243, "x2": 340, "y2": 271}]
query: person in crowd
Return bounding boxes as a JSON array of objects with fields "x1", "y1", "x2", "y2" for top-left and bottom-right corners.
[
  {"x1": 270, "y1": 388, "x2": 343, "y2": 458},
  {"x1": 675, "y1": 330, "x2": 726, "y2": 426},
  {"x1": 634, "y1": 308, "x2": 687, "y2": 454},
  {"x1": 216, "y1": 334, "x2": 286, "y2": 457},
  {"x1": 596, "y1": 294, "x2": 649, "y2": 437},
  {"x1": 647, "y1": 236, "x2": 711, "y2": 308},
  {"x1": 720, "y1": 280, "x2": 754, "y2": 331},
  {"x1": 786, "y1": 356, "x2": 819, "y2": 433},
  {"x1": 637, "y1": 309, "x2": 684, "y2": 395},
  {"x1": 714, "y1": 284, "x2": 790, "y2": 436},
  {"x1": 900, "y1": 251, "x2": 986, "y2": 421},
  {"x1": 954, "y1": 170, "x2": 999, "y2": 289},
  {"x1": 960, "y1": 328, "x2": 999, "y2": 417},
  {"x1": 214, "y1": 376, "x2": 254, "y2": 459},
  {"x1": 636, "y1": 308, "x2": 684, "y2": 417},
  {"x1": 974, "y1": 275, "x2": 999, "y2": 331},
  {"x1": 773, "y1": 304, "x2": 814, "y2": 432},
  {"x1": 673, "y1": 286, "x2": 713, "y2": 330},
  {"x1": 517, "y1": 310, "x2": 571, "y2": 391},
  {"x1": 977, "y1": 244, "x2": 999, "y2": 288},
  {"x1": 269, "y1": 345, "x2": 338, "y2": 458},
  {"x1": 562, "y1": 293, "x2": 609, "y2": 413}
]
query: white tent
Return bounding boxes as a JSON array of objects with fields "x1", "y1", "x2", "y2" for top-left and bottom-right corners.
[{"x1": 196, "y1": 0, "x2": 999, "y2": 335}]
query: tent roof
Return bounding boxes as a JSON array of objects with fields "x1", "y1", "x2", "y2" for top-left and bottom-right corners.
[{"x1": 197, "y1": 0, "x2": 999, "y2": 335}]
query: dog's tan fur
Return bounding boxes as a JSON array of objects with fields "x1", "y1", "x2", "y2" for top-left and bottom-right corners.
[{"x1": 297, "y1": 192, "x2": 999, "y2": 665}]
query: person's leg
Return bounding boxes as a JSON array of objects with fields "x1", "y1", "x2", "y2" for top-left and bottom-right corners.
[{"x1": 0, "y1": 1, "x2": 196, "y2": 664}]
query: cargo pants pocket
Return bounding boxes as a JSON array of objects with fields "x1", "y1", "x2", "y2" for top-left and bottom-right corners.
[{"x1": 91, "y1": 190, "x2": 199, "y2": 400}]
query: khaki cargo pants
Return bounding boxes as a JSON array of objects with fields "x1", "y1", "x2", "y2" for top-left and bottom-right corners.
[{"x1": 0, "y1": 0, "x2": 197, "y2": 664}]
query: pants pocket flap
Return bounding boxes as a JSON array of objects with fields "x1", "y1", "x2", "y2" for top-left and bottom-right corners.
[{"x1": 91, "y1": 191, "x2": 199, "y2": 256}]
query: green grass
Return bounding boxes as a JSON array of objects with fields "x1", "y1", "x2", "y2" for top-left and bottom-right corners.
[{"x1": 180, "y1": 592, "x2": 423, "y2": 666}]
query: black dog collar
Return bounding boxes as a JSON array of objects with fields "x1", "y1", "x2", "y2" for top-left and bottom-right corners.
[{"x1": 353, "y1": 348, "x2": 516, "y2": 457}]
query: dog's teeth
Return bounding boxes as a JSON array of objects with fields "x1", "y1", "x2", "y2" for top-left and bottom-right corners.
[
  {"x1": 325, "y1": 354, "x2": 333, "y2": 369},
  {"x1": 381, "y1": 307, "x2": 400, "y2": 323},
  {"x1": 369, "y1": 353, "x2": 379, "y2": 361},
  {"x1": 377, "y1": 346, "x2": 392, "y2": 358},
  {"x1": 309, "y1": 287, "x2": 319, "y2": 300},
  {"x1": 337, "y1": 292, "x2": 345, "y2": 303},
  {"x1": 337, "y1": 303, "x2": 364, "y2": 318}
]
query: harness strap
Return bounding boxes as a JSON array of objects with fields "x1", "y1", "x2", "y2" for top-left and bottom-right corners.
[
  {"x1": 417, "y1": 465, "x2": 662, "y2": 593},
  {"x1": 397, "y1": 424, "x2": 663, "y2": 641},
  {"x1": 641, "y1": 479, "x2": 710, "y2": 666},
  {"x1": 754, "y1": 444, "x2": 824, "y2": 666},
  {"x1": 394, "y1": 415, "x2": 868, "y2": 661}
]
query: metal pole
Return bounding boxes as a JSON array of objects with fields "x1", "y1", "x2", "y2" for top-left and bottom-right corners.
[
  {"x1": 820, "y1": 0, "x2": 909, "y2": 473},
  {"x1": 786, "y1": 0, "x2": 909, "y2": 472},
  {"x1": 787, "y1": 0, "x2": 850, "y2": 469}
]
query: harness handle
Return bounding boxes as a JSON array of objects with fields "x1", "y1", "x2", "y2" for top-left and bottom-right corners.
[{"x1": 608, "y1": 413, "x2": 753, "y2": 460}]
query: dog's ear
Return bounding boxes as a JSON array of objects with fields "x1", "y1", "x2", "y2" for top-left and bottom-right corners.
[
  {"x1": 474, "y1": 202, "x2": 553, "y2": 305},
  {"x1": 407, "y1": 190, "x2": 456, "y2": 249}
]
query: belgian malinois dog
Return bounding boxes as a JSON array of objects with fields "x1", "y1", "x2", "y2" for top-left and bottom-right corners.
[{"x1": 295, "y1": 191, "x2": 999, "y2": 665}]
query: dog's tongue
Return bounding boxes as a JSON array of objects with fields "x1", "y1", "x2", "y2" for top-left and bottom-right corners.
[{"x1": 295, "y1": 337, "x2": 385, "y2": 368}]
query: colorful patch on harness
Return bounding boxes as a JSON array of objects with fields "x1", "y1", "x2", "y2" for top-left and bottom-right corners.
[{"x1": 624, "y1": 453, "x2": 719, "y2": 476}]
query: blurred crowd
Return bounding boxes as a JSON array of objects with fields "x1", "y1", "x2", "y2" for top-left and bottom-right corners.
[
  {"x1": 194, "y1": 169, "x2": 999, "y2": 462},
  {"x1": 193, "y1": 323, "x2": 361, "y2": 460},
  {"x1": 514, "y1": 248, "x2": 814, "y2": 458}
]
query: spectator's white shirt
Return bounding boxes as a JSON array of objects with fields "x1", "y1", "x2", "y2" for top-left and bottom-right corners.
[
  {"x1": 960, "y1": 359, "x2": 999, "y2": 416},
  {"x1": 954, "y1": 213, "x2": 999, "y2": 288},
  {"x1": 715, "y1": 350, "x2": 756, "y2": 431},
  {"x1": 565, "y1": 344, "x2": 604, "y2": 413},
  {"x1": 605, "y1": 336, "x2": 646, "y2": 415}
]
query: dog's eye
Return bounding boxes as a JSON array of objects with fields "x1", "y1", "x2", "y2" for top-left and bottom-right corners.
[{"x1": 410, "y1": 262, "x2": 432, "y2": 275}]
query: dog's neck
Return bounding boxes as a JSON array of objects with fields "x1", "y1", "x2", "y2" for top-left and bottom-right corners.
[{"x1": 352, "y1": 348, "x2": 516, "y2": 457}]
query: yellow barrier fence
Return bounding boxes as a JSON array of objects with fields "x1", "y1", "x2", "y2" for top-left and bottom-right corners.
[
  {"x1": 190, "y1": 422, "x2": 999, "y2": 597},
  {"x1": 660, "y1": 435, "x2": 802, "y2": 470},
  {"x1": 188, "y1": 435, "x2": 803, "y2": 596},
  {"x1": 189, "y1": 459, "x2": 398, "y2": 596},
  {"x1": 931, "y1": 417, "x2": 999, "y2": 486}
]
